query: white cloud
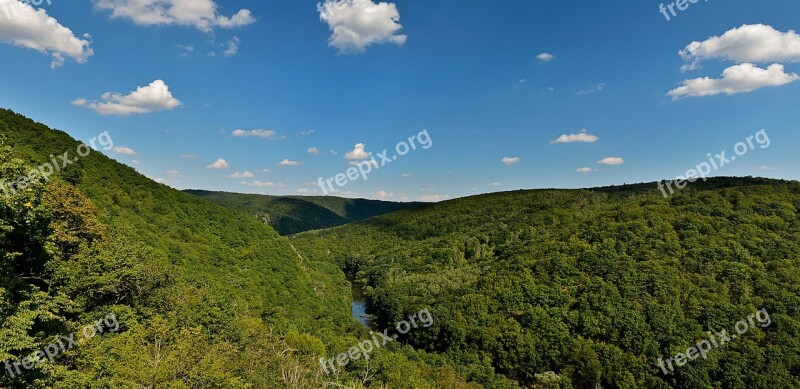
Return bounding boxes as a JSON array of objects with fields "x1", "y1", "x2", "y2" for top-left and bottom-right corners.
[
  {"x1": 317, "y1": 0, "x2": 406, "y2": 53},
  {"x1": 550, "y1": 130, "x2": 599, "y2": 144},
  {"x1": 232, "y1": 129, "x2": 277, "y2": 139},
  {"x1": 350, "y1": 159, "x2": 378, "y2": 167},
  {"x1": 344, "y1": 143, "x2": 370, "y2": 160},
  {"x1": 223, "y1": 36, "x2": 239, "y2": 57},
  {"x1": 680, "y1": 24, "x2": 800, "y2": 67},
  {"x1": 241, "y1": 180, "x2": 275, "y2": 187},
  {"x1": 181, "y1": 154, "x2": 196, "y2": 159},
  {"x1": 93, "y1": 0, "x2": 255, "y2": 32},
  {"x1": 489, "y1": 182, "x2": 501, "y2": 187},
  {"x1": 400, "y1": 172, "x2": 412, "y2": 178},
  {"x1": 418, "y1": 194, "x2": 448, "y2": 202},
  {"x1": 667, "y1": 63, "x2": 799, "y2": 99},
  {"x1": 206, "y1": 158, "x2": 229, "y2": 169},
  {"x1": 577, "y1": 83, "x2": 605, "y2": 96},
  {"x1": 132, "y1": 159, "x2": 140, "y2": 165},
  {"x1": 297, "y1": 188, "x2": 309, "y2": 194},
  {"x1": 513, "y1": 79, "x2": 526, "y2": 89},
  {"x1": 576, "y1": 167, "x2": 597, "y2": 173},
  {"x1": 228, "y1": 171, "x2": 254, "y2": 178},
  {"x1": 597, "y1": 157, "x2": 624, "y2": 166},
  {"x1": 278, "y1": 159, "x2": 302, "y2": 167},
  {"x1": 330, "y1": 149, "x2": 338, "y2": 156},
  {"x1": 0, "y1": 0, "x2": 93, "y2": 68},
  {"x1": 166, "y1": 170, "x2": 182, "y2": 178},
  {"x1": 297, "y1": 130, "x2": 316, "y2": 136},
  {"x1": 501, "y1": 156, "x2": 520, "y2": 166},
  {"x1": 112, "y1": 146, "x2": 137, "y2": 155},
  {"x1": 536, "y1": 52, "x2": 555, "y2": 62},
  {"x1": 73, "y1": 80, "x2": 182, "y2": 116},
  {"x1": 308, "y1": 147, "x2": 321, "y2": 155},
  {"x1": 375, "y1": 190, "x2": 393, "y2": 199},
  {"x1": 757, "y1": 165, "x2": 776, "y2": 171}
]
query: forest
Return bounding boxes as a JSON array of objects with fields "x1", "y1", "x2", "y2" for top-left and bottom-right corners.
[
  {"x1": 184, "y1": 190, "x2": 421, "y2": 235},
  {"x1": 292, "y1": 178, "x2": 800, "y2": 388},
  {"x1": 2, "y1": 108, "x2": 799, "y2": 388}
]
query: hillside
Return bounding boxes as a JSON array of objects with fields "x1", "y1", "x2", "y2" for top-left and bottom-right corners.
[
  {"x1": 292, "y1": 178, "x2": 800, "y2": 388},
  {"x1": 184, "y1": 190, "x2": 423, "y2": 235},
  {"x1": 0, "y1": 109, "x2": 478, "y2": 388}
]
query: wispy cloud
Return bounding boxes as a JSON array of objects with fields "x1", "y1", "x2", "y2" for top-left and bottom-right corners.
[{"x1": 577, "y1": 83, "x2": 606, "y2": 96}]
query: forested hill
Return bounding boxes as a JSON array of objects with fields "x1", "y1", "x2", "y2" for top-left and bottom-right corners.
[
  {"x1": 0, "y1": 109, "x2": 479, "y2": 388},
  {"x1": 185, "y1": 190, "x2": 423, "y2": 235},
  {"x1": 292, "y1": 178, "x2": 800, "y2": 388}
]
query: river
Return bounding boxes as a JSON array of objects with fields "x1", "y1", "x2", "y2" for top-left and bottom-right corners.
[{"x1": 347, "y1": 274, "x2": 376, "y2": 329}]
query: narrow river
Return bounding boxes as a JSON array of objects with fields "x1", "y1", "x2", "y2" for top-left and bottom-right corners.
[{"x1": 346, "y1": 273, "x2": 376, "y2": 329}]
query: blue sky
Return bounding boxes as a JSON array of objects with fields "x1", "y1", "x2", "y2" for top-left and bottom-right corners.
[{"x1": 1, "y1": 0, "x2": 798, "y2": 202}]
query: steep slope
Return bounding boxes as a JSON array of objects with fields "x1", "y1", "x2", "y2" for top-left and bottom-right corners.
[
  {"x1": 292, "y1": 178, "x2": 800, "y2": 388},
  {"x1": 0, "y1": 109, "x2": 477, "y2": 388},
  {"x1": 185, "y1": 190, "x2": 423, "y2": 235}
]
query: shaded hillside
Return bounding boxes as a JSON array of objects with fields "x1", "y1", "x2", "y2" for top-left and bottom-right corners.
[
  {"x1": 293, "y1": 178, "x2": 800, "y2": 388},
  {"x1": 0, "y1": 109, "x2": 479, "y2": 388},
  {"x1": 185, "y1": 190, "x2": 423, "y2": 235}
]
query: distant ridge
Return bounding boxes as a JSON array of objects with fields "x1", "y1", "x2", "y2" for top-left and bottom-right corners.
[{"x1": 184, "y1": 190, "x2": 423, "y2": 235}]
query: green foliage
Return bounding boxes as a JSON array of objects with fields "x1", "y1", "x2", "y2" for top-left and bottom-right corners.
[
  {"x1": 293, "y1": 180, "x2": 800, "y2": 388},
  {"x1": 185, "y1": 190, "x2": 422, "y2": 235},
  {"x1": 0, "y1": 109, "x2": 476, "y2": 387}
]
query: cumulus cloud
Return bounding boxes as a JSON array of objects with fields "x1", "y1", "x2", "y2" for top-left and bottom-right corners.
[
  {"x1": 501, "y1": 156, "x2": 520, "y2": 166},
  {"x1": 73, "y1": 80, "x2": 182, "y2": 116},
  {"x1": 0, "y1": 0, "x2": 93, "y2": 68},
  {"x1": 550, "y1": 130, "x2": 599, "y2": 144},
  {"x1": 597, "y1": 157, "x2": 624, "y2": 166},
  {"x1": 317, "y1": 0, "x2": 406, "y2": 53},
  {"x1": 278, "y1": 159, "x2": 302, "y2": 167},
  {"x1": 228, "y1": 171, "x2": 254, "y2": 178},
  {"x1": 93, "y1": 0, "x2": 255, "y2": 32},
  {"x1": 375, "y1": 190, "x2": 393, "y2": 199},
  {"x1": 667, "y1": 63, "x2": 799, "y2": 99},
  {"x1": 112, "y1": 146, "x2": 137, "y2": 155},
  {"x1": 308, "y1": 147, "x2": 321, "y2": 155},
  {"x1": 536, "y1": 52, "x2": 555, "y2": 62},
  {"x1": 206, "y1": 158, "x2": 229, "y2": 169},
  {"x1": 232, "y1": 129, "x2": 277, "y2": 139},
  {"x1": 680, "y1": 24, "x2": 800, "y2": 68},
  {"x1": 344, "y1": 143, "x2": 370, "y2": 160}
]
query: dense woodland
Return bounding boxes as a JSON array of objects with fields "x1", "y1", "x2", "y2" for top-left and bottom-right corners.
[
  {"x1": 184, "y1": 190, "x2": 421, "y2": 235},
  {"x1": 292, "y1": 178, "x2": 800, "y2": 388},
  {"x1": 0, "y1": 109, "x2": 477, "y2": 388},
  {"x1": 2, "y1": 108, "x2": 800, "y2": 388}
]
